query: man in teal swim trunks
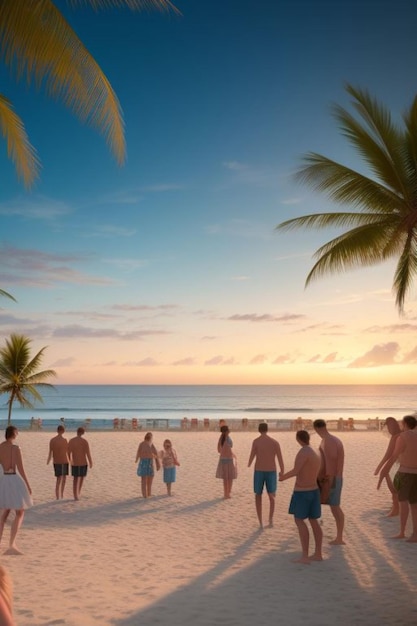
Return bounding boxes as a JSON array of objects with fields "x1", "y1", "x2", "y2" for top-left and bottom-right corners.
[
  {"x1": 248, "y1": 423, "x2": 284, "y2": 528},
  {"x1": 279, "y1": 430, "x2": 323, "y2": 564}
]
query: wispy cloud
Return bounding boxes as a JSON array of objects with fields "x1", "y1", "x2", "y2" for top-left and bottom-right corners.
[
  {"x1": 52, "y1": 325, "x2": 171, "y2": 340},
  {"x1": 348, "y1": 342, "x2": 399, "y2": 368},
  {"x1": 172, "y1": 357, "x2": 196, "y2": 366},
  {"x1": 123, "y1": 358, "x2": 161, "y2": 366},
  {"x1": 222, "y1": 161, "x2": 280, "y2": 188},
  {"x1": 227, "y1": 313, "x2": 305, "y2": 323},
  {"x1": 0, "y1": 197, "x2": 72, "y2": 220},
  {"x1": 250, "y1": 354, "x2": 268, "y2": 365},
  {"x1": 363, "y1": 324, "x2": 417, "y2": 333}
]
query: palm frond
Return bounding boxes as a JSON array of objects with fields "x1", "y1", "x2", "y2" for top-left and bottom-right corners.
[
  {"x1": 0, "y1": 94, "x2": 40, "y2": 187},
  {"x1": 295, "y1": 154, "x2": 405, "y2": 213},
  {"x1": 69, "y1": 0, "x2": 180, "y2": 12},
  {"x1": 392, "y1": 233, "x2": 417, "y2": 314},
  {"x1": 0, "y1": 288, "x2": 16, "y2": 302},
  {"x1": 402, "y1": 95, "x2": 417, "y2": 194},
  {"x1": 0, "y1": 0, "x2": 126, "y2": 164},
  {"x1": 277, "y1": 211, "x2": 395, "y2": 233},
  {"x1": 305, "y1": 221, "x2": 402, "y2": 286}
]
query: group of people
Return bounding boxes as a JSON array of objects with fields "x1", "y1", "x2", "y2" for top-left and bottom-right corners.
[
  {"x1": 217, "y1": 415, "x2": 417, "y2": 564},
  {"x1": 0, "y1": 414, "x2": 416, "y2": 565},
  {"x1": 217, "y1": 419, "x2": 344, "y2": 564}
]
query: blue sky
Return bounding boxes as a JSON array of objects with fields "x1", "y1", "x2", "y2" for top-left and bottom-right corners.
[{"x1": 0, "y1": 0, "x2": 416, "y2": 384}]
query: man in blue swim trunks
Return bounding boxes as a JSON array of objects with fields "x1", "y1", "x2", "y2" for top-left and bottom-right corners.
[
  {"x1": 279, "y1": 430, "x2": 323, "y2": 564},
  {"x1": 248, "y1": 423, "x2": 284, "y2": 528},
  {"x1": 313, "y1": 419, "x2": 345, "y2": 545}
]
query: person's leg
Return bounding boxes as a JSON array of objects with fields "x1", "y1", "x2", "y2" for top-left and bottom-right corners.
[
  {"x1": 0, "y1": 510, "x2": 10, "y2": 546},
  {"x1": 148, "y1": 476, "x2": 154, "y2": 497},
  {"x1": 294, "y1": 518, "x2": 310, "y2": 564},
  {"x1": 255, "y1": 495, "x2": 263, "y2": 528},
  {"x1": 5, "y1": 509, "x2": 25, "y2": 555},
  {"x1": 392, "y1": 500, "x2": 408, "y2": 538},
  {"x1": 166, "y1": 482, "x2": 172, "y2": 496},
  {"x1": 73, "y1": 476, "x2": 79, "y2": 500},
  {"x1": 141, "y1": 477, "x2": 147, "y2": 498},
  {"x1": 267, "y1": 493, "x2": 275, "y2": 527},
  {"x1": 61, "y1": 475, "x2": 67, "y2": 499},
  {"x1": 385, "y1": 476, "x2": 399, "y2": 516},
  {"x1": 406, "y1": 503, "x2": 417, "y2": 542},
  {"x1": 309, "y1": 519, "x2": 323, "y2": 560},
  {"x1": 55, "y1": 477, "x2": 61, "y2": 500},
  {"x1": 329, "y1": 506, "x2": 345, "y2": 545},
  {"x1": 78, "y1": 476, "x2": 85, "y2": 497}
]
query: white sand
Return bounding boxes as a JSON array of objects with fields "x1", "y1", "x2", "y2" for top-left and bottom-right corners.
[{"x1": 2, "y1": 430, "x2": 417, "y2": 626}]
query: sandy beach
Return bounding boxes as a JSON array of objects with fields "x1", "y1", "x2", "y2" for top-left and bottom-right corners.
[{"x1": 2, "y1": 429, "x2": 417, "y2": 626}]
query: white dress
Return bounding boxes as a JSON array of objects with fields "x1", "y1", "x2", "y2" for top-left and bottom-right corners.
[{"x1": 0, "y1": 461, "x2": 33, "y2": 510}]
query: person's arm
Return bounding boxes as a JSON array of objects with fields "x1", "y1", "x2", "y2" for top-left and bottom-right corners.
[
  {"x1": 86, "y1": 443, "x2": 93, "y2": 468},
  {"x1": 276, "y1": 443, "x2": 284, "y2": 474},
  {"x1": 378, "y1": 436, "x2": 404, "y2": 488},
  {"x1": 280, "y1": 451, "x2": 304, "y2": 482},
  {"x1": 247, "y1": 442, "x2": 256, "y2": 467},
  {"x1": 336, "y1": 440, "x2": 344, "y2": 476},
  {"x1": 374, "y1": 438, "x2": 396, "y2": 475},
  {"x1": 135, "y1": 443, "x2": 141, "y2": 464},
  {"x1": 152, "y1": 444, "x2": 161, "y2": 470},
  {"x1": 15, "y1": 448, "x2": 32, "y2": 494},
  {"x1": 217, "y1": 436, "x2": 223, "y2": 454},
  {"x1": 173, "y1": 449, "x2": 180, "y2": 466},
  {"x1": 46, "y1": 442, "x2": 52, "y2": 465}
]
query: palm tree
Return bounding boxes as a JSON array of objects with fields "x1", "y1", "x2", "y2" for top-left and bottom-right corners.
[
  {"x1": 0, "y1": 334, "x2": 56, "y2": 424},
  {"x1": 277, "y1": 84, "x2": 417, "y2": 315},
  {"x1": 0, "y1": 0, "x2": 178, "y2": 187}
]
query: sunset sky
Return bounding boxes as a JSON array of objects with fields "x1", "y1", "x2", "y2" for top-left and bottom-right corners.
[{"x1": 0, "y1": 0, "x2": 416, "y2": 385}]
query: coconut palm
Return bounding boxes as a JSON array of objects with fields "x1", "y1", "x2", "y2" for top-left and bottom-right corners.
[
  {"x1": 277, "y1": 84, "x2": 417, "y2": 315},
  {"x1": 0, "y1": 333, "x2": 56, "y2": 424},
  {"x1": 0, "y1": 0, "x2": 178, "y2": 187}
]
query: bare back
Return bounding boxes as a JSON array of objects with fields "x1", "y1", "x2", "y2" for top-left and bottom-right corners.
[
  {"x1": 397, "y1": 430, "x2": 417, "y2": 472},
  {"x1": 49, "y1": 435, "x2": 69, "y2": 464},
  {"x1": 249, "y1": 434, "x2": 283, "y2": 471},
  {"x1": 320, "y1": 433, "x2": 344, "y2": 477},
  {"x1": 68, "y1": 436, "x2": 91, "y2": 466},
  {"x1": 294, "y1": 446, "x2": 321, "y2": 491}
]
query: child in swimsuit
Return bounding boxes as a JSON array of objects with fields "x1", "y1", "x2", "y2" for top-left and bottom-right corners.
[{"x1": 159, "y1": 439, "x2": 180, "y2": 496}]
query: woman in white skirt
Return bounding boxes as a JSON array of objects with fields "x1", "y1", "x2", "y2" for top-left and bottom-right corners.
[{"x1": 0, "y1": 426, "x2": 32, "y2": 555}]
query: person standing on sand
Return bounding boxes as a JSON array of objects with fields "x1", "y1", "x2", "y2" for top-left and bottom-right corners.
[
  {"x1": 68, "y1": 427, "x2": 93, "y2": 501},
  {"x1": 159, "y1": 439, "x2": 180, "y2": 496},
  {"x1": 313, "y1": 419, "x2": 345, "y2": 545},
  {"x1": 47, "y1": 425, "x2": 70, "y2": 500},
  {"x1": 0, "y1": 426, "x2": 32, "y2": 555},
  {"x1": 216, "y1": 425, "x2": 237, "y2": 499},
  {"x1": 279, "y1": 430, "x2": 323, "y2": 564},
  {"x1": 374, "y1": 417, "x2": 401, "y2": 516},
  {"x1": 247, "y1": 422, "x2": 284, "y2": 528},
  {"x1": 135, "y1": 432, "x2": 160, "y2": 498},
  {"x1": 378, "y1": 414, "x2": 417, "y2": 542}
]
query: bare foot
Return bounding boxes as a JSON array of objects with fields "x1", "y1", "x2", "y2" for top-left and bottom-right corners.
[
  {"x1": 308, "y1": 554, "x2": 324, "y2": 561},
  {"x1": 267, "y1": 520, "x2": 273, "y2": 528},
  {"x1": 386, "y1": 509, "x2": 399, "y2": 518},
  {"x1": 406, "y1": 535, "x2": 417, "y2": 543},
  {"x1": 329, "y1": 539, "x2": 346, "y2": 545},
  {"x1": 4, "y1": 547, "x2": 23, "y2": 555},
  {"x1": 293, "y1": 557, "x2": 311, "y2": 565},
  {"x1": 391, "y1": 533, "x2": 405, "y2": 540}
]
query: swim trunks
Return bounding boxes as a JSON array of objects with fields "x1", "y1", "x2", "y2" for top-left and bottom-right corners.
[
  {"x1": 54, "y1": 463, "x2": 69, "y2": 477},
  {"x1": 395, "y1": 471, "x2": 417, "y2": 504},
  {"x1": 71, "y1": 465, "x2": 88, "y2": 478},
  {"x1": 137, "y1": 458, "x2": 154, "y2": 477},
  {"x1": 326, "y1": 476, "x2": 343, "y2": 506},
  {"x1": 289, "y1": 488, "x2": 321, "y2": 520},
  {"x1": 253, "y1": 470, "x2": 277, "y2": 495}
]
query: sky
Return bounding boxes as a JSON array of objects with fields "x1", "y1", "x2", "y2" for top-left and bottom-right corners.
[{"x1": 0, "y1": 0, "x2": 416, "y2": 385}]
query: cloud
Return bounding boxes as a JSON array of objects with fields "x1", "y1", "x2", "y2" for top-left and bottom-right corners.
[
  {"x1": 87, "y1": 225, "x2": 137, "y2": 238},
  {"x1": 363, "y1": 324, "x2": 417, "y2": 333},
  {"x1": 112, "y1": 304, "x2": 178, "y2": 312},
  {"x1": 250, "y1": 354, "x2": 268, "y2": 365},
  {"x1": 0, "y1": 246, "x2": 115, "y2": 287},
  {"x1": 0, "y1": 197, "x2": 72, "y2": 220},
  {"x1": 227, "y1": 313, "x2": 305, "y2": 323},
  {"x1": 308, "y1": 354, "x2": 321, "y2": 363},
  {"x1": 205, "y1": 355, "x2": 224, "y2": 366},
  {"x1": 402, "y1": 346, "x2": 417, "y2": 364},
  {"x1": 123, "y1": 358, "x2": 161, "y2": 366},
  {"x1": 323, "y1": 352, "x2": 338, "y2": 363},
  {"x1": 221, "y1": 161, "x2": 280, "y2": 188},
  {"x1": 52, "y1": 325, "x2": 171, "y2": 340},
  {"x1": 273, "y1": 354, "x2": 292, "y2": 364},
  {"x1": 348, "y1": 342, "x2": 400, "y2": 368},
  {"x1": 172, "y1": 357, "x2": 196, "y2": 366},
  {"x1": 51, "y1": 357, "x2": 76, "y2": 367}
]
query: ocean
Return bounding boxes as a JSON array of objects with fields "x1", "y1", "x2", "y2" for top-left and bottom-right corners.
[{"x1": 1, "y1": 384, "x2": 416, "y2": 430}]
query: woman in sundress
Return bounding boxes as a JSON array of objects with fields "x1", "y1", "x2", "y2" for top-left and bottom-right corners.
[
  {"x1": 0, "y1": 426, "x2": 32, "y2": 555},
  {"x1": 216, "y1": 425, "x2": 237, "y2": 499}
]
